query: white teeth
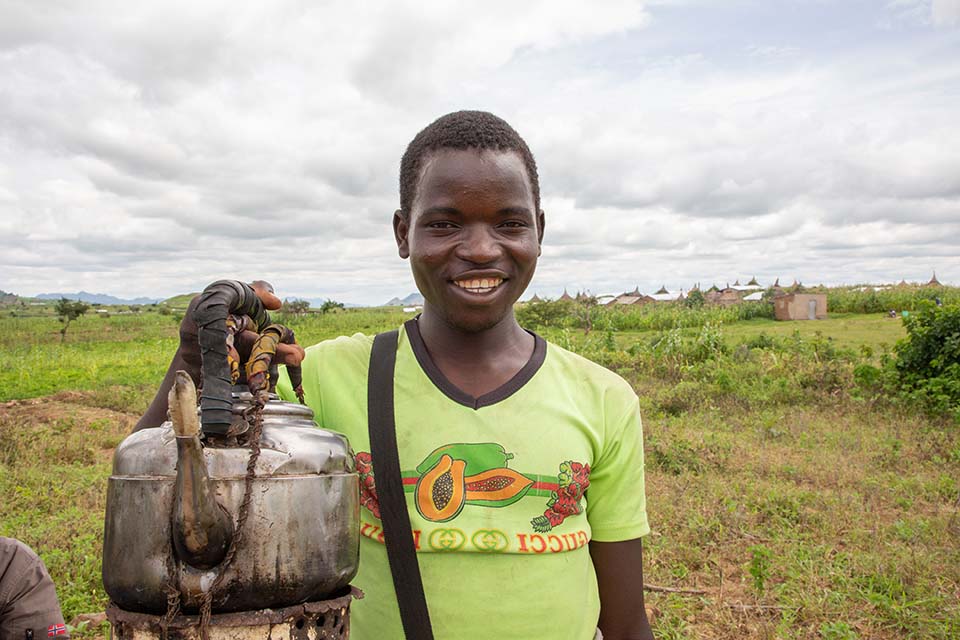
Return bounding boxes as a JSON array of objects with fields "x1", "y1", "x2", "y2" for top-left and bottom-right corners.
[{"x1": 454, "y1": 278, "x2": 503, "y2": 293}]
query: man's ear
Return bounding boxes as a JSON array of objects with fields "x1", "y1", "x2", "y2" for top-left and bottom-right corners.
[
  {"x1": 393, "y1": 209, "x2": 410, "y2": 259},
  {"x1": 537, "y1": 209, "x2": 545, "y2": 255}
]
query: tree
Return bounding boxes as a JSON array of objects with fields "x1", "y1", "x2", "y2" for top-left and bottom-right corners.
[
  {"x1": 572, "y1": 295, "x2": 598, "y2": 335},
  {"x1": 892, "y1": 300, "x2": 960, "y2": 418},
  {"x1": 320, "y1": 299, "x2": 345, "y2": 314},
  {"x1": 684, "y1": 289, "x2": 705, "y2": 309},
  {"x1": 55, "y1": 297, "x2": 89, "y2": 342},
  {"x1": 282, "y1": 298, "x2": 312, "y2": 316}
]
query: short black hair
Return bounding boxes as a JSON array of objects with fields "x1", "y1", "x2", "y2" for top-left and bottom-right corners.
[{"x1": 399, "y1": 110, "x2": 540, "y2": 216}]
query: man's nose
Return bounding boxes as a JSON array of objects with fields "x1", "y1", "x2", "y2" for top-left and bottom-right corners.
[{"x1": 457, "y1": 224, "x2": 502, "y2": 264}]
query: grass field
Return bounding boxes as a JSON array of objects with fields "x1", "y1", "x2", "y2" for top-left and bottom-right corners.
[
  {"x1": 0, "y1": 306, "x2": 957, "y2": 639},
  {"x1": 718, "y1": 314, "x2": 905, "y2": 353}
]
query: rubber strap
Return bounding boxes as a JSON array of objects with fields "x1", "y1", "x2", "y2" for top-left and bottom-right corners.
[{"x1": 368, "y1": 330, "x2": 434, "y2": 640}]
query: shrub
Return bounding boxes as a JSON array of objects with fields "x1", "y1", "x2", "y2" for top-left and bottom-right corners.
[
  {"x1": 516, "y1": 299, "x2": 574, "y2": 329},
  {"x1": 748, "y1": 544, "x2": 773, "y2": 594},
  {"x1": 320, "y1": 299, "x2": 344, "y2": 314},
  {"x1": 745, "y1": 332, "x2": 775, "y2": 350},
  {"x1": 692, "y1": 321, "x2": 725, "y2": 361},
  {"x1": 892, "y1": 301, "x2": 960, "y2": 419}
]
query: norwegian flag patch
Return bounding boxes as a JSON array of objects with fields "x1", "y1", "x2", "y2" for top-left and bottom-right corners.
[{"x1": 47, "y1": 624, "x2": 67, "y2": 637}]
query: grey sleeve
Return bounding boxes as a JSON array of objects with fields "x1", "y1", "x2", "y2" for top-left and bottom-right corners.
[{"x1": 0, "y1": 540, "x2": 68, "y2": 640}]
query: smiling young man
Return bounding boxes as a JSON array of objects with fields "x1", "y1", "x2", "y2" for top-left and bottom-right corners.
[{"x1": 278, "y1": 111, "x2": 653, "y2": 639}]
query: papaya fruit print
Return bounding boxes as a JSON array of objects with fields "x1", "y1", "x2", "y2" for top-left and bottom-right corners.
[
  {"x1": 415, "y1": 454, "x2": 468, "y2": 522},
  {"x1": 415, "y1": 442, "x2": 514, "y2": 476},
  {"x1": 355, "y1": 446, "x2": 591, "y2": 533}
]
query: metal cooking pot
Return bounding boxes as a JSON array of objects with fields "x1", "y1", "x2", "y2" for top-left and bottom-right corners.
[{"x1": 102, "y1": 387, "x2": 359, "y2": 614}]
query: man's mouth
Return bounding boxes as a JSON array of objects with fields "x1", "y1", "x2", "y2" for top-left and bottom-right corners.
[{"x1": 453, "y1": 277, "x2": 504, "y2": 294}]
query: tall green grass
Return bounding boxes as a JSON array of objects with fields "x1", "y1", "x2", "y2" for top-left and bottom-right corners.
[
  {"x1": 1, "y1": 304, "x2": 958, "y2": 638},
  {"x1": 0, "y1": 309, "x2": 411, "y2": 402},
  {"x1": 827, "y1": 284, "x2": 958, "y2": 314}
]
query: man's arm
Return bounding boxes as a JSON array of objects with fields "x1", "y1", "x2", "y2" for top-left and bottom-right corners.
[
  {"x1": 134, "y1": 299, "x2": 304, "y2": 432},
  {"x1": 135, "y1": 343, "x2": 200, "y2": 431},
  {"x1": 590, "y1": 538, "x2": 654, "y2": 640}
]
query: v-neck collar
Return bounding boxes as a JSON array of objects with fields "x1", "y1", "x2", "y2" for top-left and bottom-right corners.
[{"x1": 403, "y1": 318, "x2": 547, "y2": 410}]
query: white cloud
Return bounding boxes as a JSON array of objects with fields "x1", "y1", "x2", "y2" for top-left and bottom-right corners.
[
  {"x1": 933, "y1": 0, "x2": 960, "y2": 26},
  {"x1": 0, "y1": 0, "x2": 958, "y2": 304}
]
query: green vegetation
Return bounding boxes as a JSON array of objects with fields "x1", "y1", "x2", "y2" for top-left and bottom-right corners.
[
  {"x1": 319, "y1": 299, "x2": 346, "y2": 314},
  {"x1": 517, "y1": 296, "x2": 774, "y2": 333},
  {"x1": 827, "y1": 284, "x2": 959, "y2": 314},
  {"x1": 1, "y1": 291, "x2": 958, "y2": 638},
  {"x1": 160, "y1": 292, "x2": 199, "y2": 308},
  {"x1": 281, "y1": 298, "x2": 311, "y2": 316},
  {"x1": 890, "y1": 301, "x2": 960, "y2": 419},
  {"x1": 55, "y1": 298, "x2": 90, "y2": 342}
]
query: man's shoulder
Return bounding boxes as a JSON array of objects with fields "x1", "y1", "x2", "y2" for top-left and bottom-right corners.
[
  {"x1": 0, "y1": 537, "x2": 39, "y2": 573},
  {"x1": 304, "y1": 332, "x2": 375, "y2": 366},
  {"x1": 541, "y1": 339, "x2": 637, "y2": 401},
  {"x1": 292, "y1": 333, "x2": 376, "y2": 414}
]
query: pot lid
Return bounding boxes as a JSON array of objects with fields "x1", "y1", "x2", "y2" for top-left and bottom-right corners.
[{"x1": 111, "y1": 394, "x2": 354, "y2": 478}]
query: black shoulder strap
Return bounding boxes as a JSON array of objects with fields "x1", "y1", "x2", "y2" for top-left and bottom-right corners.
[{"x1": 367, "y1": 330, "x2": 434, "y2": 640}]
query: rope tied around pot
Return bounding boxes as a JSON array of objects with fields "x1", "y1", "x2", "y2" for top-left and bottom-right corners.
[{"x1": 196, "y1": 397, "x2": 266, "y2": 640}]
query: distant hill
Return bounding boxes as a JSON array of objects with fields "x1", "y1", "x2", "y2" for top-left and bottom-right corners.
[
  {"x1": 36, "y1": 291, "x2": 163, "y2": 305},
  {"x1": 162, "y1": 293, "x2": 200, "y2": 307},
  {"x1": 383, "y1": 292, "x2": 424, "y2": 307},
  {"x1": 303, "y1": 298, "x2": 363, "y2": 309}
]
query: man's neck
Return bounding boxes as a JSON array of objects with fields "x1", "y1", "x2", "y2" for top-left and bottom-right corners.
[
  {"x1": 417, "y1": 307, "x2": 530, "y2": 361},
  {"x1": 414, "y1": 306, "x2": 535, "y2": 397}
]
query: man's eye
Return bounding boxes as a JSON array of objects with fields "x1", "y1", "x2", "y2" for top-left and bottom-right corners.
[
  {"x1": 427, "y1": 221, "x2": 457, "y2": 229},
  {"x1": 500, "y1": 220, "x2": 529, "y2": 228}
]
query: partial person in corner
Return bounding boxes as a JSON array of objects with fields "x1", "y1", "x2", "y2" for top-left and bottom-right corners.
[{"x1": 0, "y1": 537, "x2": 70, "y2": 640}]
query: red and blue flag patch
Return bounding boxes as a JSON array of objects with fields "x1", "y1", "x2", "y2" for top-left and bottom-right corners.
[{"x1": 47, "y1": 624, "x2": 67, "y2": 637}]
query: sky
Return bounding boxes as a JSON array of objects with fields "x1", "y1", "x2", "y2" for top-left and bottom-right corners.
[{"x1": 1, "y1": 0, "x2": 958, "y2": 305}]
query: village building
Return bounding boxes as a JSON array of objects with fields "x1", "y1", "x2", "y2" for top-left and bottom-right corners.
[
  {"x1": 926, "y1": 272, "x2": 942, "y2": 287},
  {"x1": 714, "y1": 286, "x2": 743, "y2": 307},
  {"x1": 697, "y1": 277, "x2": 765, "y2": 306},
  {"x1": 649, "y1": 285, "x2": 684, "y2": 303},
  {"x1": 610, "y1": 287, "x2": 652, "y2": 306},
  {"x1": 614, "y1": 294, "x2": 654, "y2": 306},
  {"x1": 558, "y1": 289, "x2": 574, "y2": 302},
  {"x1": 704, "y1": 284, "x2": 722, "y2": 305},
  {"x1": 774, "y1": 292, "x2": 828, "y2": 320},
  {"x1": 729, "y1": 277, "x2": 763, "y2": 293},
  {"x1": 770, "y1": 278, "x2": 785, "y2": 297}
]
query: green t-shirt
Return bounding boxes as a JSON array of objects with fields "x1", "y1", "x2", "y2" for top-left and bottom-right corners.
[{"x1": 277, "y1": 320, "x2": 649, "y2": 640}]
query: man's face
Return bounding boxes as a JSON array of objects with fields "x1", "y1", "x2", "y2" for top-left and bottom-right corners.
[{"x1": 394, "y1": 148, "x2": 544, "y2": 333}]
